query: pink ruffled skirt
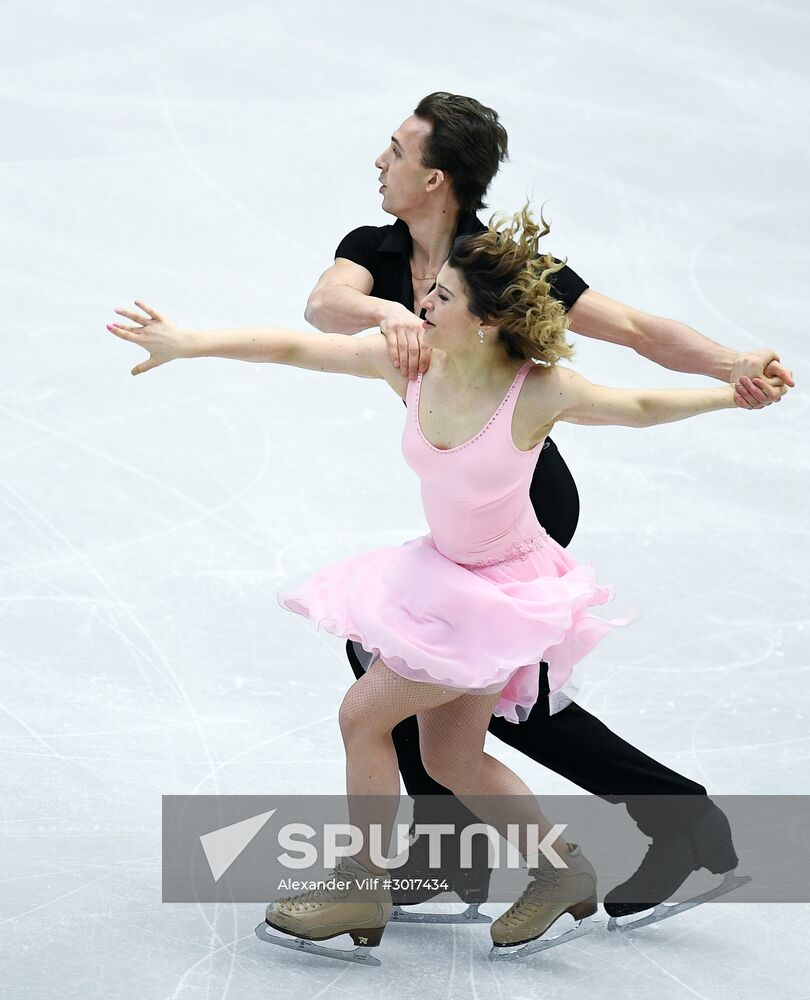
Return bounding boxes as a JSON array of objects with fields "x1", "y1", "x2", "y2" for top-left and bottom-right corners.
[{"x1": 277, "y1": 533, "x2": 631, "y2": 723}]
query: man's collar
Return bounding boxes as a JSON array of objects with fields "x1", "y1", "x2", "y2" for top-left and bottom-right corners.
[
  {"x1": 378, "y1": 218, "x2": 412, "y2": 254},
  {"x1": 455, "y1": 211, "x2": 485, "y2": 237},
  {"x1": 378, "y1": 211, "x2": 484, "y2": 255}
]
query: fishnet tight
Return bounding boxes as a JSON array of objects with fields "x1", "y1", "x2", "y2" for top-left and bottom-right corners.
[{"x1": 338, "y1": 658, "x2": 562, "y2": 873}]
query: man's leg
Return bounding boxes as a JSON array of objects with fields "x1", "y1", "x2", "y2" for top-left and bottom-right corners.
[
  {"x1": 523, "y1": 440, "x2": 724, "y2": 842},
  {"x1": 487, "y1": 666, "x2": 711, "y2": 838},
  {"x1": 488, "y1": 666, "x2": 739, "y2": 916},
  {"x1": 350, "y1": 632, "x2": 713, "y2": 832}
]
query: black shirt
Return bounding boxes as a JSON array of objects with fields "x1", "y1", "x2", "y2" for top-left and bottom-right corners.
[{"x1": 334, "y1": 211, "x2": 589, "y2": 316}]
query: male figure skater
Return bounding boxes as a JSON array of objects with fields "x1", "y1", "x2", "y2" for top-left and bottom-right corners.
[{"x1": 304, "y1": 92, "x2": 792, "y2": 926}]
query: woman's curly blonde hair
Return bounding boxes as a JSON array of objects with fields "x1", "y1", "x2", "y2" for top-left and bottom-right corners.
[{"x1": 448, "y1": 204, "x2": 575, "y2": 366}]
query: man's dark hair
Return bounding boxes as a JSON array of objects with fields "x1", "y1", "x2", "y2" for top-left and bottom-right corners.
[{"x1": 413, "y1": 92, "x2": 509, "y2": 214}]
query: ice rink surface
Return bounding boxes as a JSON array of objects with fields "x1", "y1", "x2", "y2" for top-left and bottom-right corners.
[{"x1": 1, "y1": 0, "x2": 808, "y2": 996}]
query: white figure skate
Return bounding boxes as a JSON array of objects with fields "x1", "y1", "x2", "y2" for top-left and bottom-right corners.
[
  {"x1": 257, "y1": 857, "x2": 392, "y2": 967},
  {"x1": 489, "y1": 844, "x2": 598, "y2": 961}
]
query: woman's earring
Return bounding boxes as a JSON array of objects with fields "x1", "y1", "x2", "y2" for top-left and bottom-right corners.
[{"x1": 478, "y1": 329, "x2": 485, "y2": 343}]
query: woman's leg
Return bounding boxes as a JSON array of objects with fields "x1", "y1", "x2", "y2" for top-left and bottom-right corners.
[
  {"x1": 417, "y1": 697, "x2": 600, "y2": 955},
  {"x1": 338, "y1": 658, "x2": 467, "y2": 873},
  {"x1": 418, "y1": 692, "x2": 567, "y2": 863}
]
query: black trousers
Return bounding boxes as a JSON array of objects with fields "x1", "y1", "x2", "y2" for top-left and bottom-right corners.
[{"x1": 345, "y1": 438, "x2": 709, "y2": 841}]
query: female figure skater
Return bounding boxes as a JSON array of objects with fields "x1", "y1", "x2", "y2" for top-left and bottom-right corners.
[{"x1": 107, "y1": 206, "x2": 783, "y2": 965}]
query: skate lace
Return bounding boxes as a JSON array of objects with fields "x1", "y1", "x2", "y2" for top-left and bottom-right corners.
[
  {"x1": 502, "y1": 865, "x2": 560, "y2": 924},
  {"x1": 280, "y1": 861, "x2": 359, "y2": 913}
]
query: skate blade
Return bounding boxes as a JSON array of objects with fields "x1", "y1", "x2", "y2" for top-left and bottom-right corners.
[
  {"x1": 607, "y1": 872, "x2": 753, "y2": 932},
  {"x1": 391, "y1": 902, "x2": 491, "y2": 924},
  {"x1": 255, "y1": 921, "x2": 382, "y2": 967},
  {"x1": 489, "y1": 916, "x2": 594, "y2": 961}
]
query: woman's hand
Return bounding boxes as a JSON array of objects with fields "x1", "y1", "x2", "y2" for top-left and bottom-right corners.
[
  {"x1": 107, "y1": 301, "x2": 192, "y2": 376},
  {"x1": 731, "y1": 349, "x2": 795, "y2": 407},
  {"x1": 732, "y1": 374, "x2": 789, "y2": 408}
]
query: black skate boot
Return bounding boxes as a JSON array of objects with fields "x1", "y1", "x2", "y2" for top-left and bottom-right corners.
[
  {"x1": 605, "y1": 801, "x2": 750, "y2": 930},
  {"x1": 390, "y1": 821, "x2": 492, "y2": 925}
]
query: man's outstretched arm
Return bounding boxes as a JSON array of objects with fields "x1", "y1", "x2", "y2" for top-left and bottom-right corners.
[{"x1": 567, "y1": 289, "x2": 795, "y2": 408}]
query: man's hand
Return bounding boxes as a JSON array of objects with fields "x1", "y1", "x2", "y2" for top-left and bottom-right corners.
[
  {"x1": 107, "y1": 301, "x2": 189, "y2": 376},
  {"x1": 731, "y1": 349, "x2": 795, "y2": 408},
  {"x1": 379, "y1": 304, "x2": 432, "y2": 380}
]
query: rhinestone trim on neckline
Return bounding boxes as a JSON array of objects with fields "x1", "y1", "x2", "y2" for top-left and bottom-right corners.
[{"x1": 415, "y1": 362, "x2": 530, "y2": 454}]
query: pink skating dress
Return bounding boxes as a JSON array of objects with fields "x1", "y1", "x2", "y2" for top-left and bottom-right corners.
[{"x1": 277, "y1": 361, "x2": 630, "y2": 722}]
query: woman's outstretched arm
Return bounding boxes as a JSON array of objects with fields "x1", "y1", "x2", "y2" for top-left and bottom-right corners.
[
  {"x1": 107, "y1": 302, "x2": 405, "y2": 393},
  {"x1": 539, "y1": 365, "x2": 786, "y2": 430}
]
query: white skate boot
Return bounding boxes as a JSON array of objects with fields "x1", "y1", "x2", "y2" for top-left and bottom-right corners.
[
  {"x1": 256, "y1": 856, "x2": 392, "y2": 967},
  {"x1": 489, "y1": 844, "x2": 597, "y2": 961}
]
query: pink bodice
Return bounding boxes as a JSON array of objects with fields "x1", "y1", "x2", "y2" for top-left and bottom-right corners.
[{"x1": 401, "y1": 361, "x2": 549, "y2": 570}]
